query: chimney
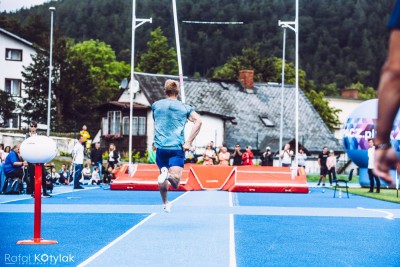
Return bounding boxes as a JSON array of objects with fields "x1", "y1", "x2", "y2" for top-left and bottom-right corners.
[
  {"x1": 340, "y1": 88, "x2": 359, "y2": 99},
  {"x1": 239, "y1": 70, "x2": 254, "y2": 89}
]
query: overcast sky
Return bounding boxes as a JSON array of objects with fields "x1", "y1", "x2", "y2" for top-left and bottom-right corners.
[{"x1": 0, "y1": 0, "x2": 53, "y2": 12}]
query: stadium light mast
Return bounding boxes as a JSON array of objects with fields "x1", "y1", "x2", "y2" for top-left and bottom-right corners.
[
  {"x1": 278, "y1": 0, "x2": 299, "y2": 170},
  {"x1": 129, "y1": 0, "x2": 151, "y2": 173},
  {"x1": 278, "y1": 21, "x2": 294, "y2": 166},
  {"x1": 172, "y1": 0, "x2": 185, "y2": 103},
  {"x1": 47, "y1": 7, "x2": 55, "y2": 136}
]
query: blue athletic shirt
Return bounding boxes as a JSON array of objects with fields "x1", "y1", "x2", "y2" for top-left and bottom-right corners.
[
  {"x1": 152, "y1": 98, "x2": 194, "y2": 150},
  {"x1": 3, "y1": 150, "x2": 20, "y2": 174},
  {"x1": 388, "y1": 0, "x2": 400, "y2": 29}
]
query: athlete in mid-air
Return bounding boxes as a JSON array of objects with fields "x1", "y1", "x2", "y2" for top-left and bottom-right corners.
[{"x1": 152, "y1": 79, "x2": 202, "y2": 212}]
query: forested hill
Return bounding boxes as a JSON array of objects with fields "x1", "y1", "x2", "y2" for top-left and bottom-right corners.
[{"x1": 1, "y1": 0, "x2": 395, "y2": 89}]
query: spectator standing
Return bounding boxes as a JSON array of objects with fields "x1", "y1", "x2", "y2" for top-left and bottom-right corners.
[
  {"x1": 280, "y1": 144, "x2": 294, "y2": 167},
  {"x1": 317, "y1": 147, "x2": 329, "y2": 186},
  {"x1": 242, "y1": 146, "x2": 254, "y2": 166},
  {"x1": 368, "y1": 139, "x2": 381, "y2": 193},
  {"x1": 2, "y1": 146, "x2": 11, "y2": 162},
  {"x1": 203, "y1": 144, "x2": 216, "y2": 165},
  {"x1": 72, "y1": 135, "x2": 85, "y2": 189},
  {"x1": 232, "y1": 144, "x2": 243, "y2": 166},
  {"x1": 107, "y1": 143, "x2": 119, "y2": 169},
  {"x1": 80, "y1": 125, "x2": 91, "y2": 152},
  {"x1": 261, "y1": 146, "x2": 273, "y2": 166},
  {"x1": 297, "y1": 148, "x2": 307, "y2": 168},
  {"x1": 0, "y1": 144, "x2": 4, "y2": 163},
  {"x1": 90, "y1": 142, "x2": 103, "y2": 179},
  {"x1": 326, "y1": 150, "x2": 337, "y2": 186},
  {"x1": 218, "y1": 147, "x2": 231, "y2": 166}
]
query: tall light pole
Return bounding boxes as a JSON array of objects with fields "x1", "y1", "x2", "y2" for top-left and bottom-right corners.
[
  {"x1": 295, "y1": 0, "x2": 299, "y2": 169},
  {"x1": 278, "y1": 26, "x2": 286, "y2": 166},
  {"x1": 47, "y1": 7, "x2": 55, "y2": 137},
  {"x1": 172, "y1": 0, "x2": 185, "y2": 103},
  {"x1": 278, "y1": 0, "x2": 299, "y2": 169},
  {"x1": 128, "y1": 0, "x2": 151, "y2": 173}
]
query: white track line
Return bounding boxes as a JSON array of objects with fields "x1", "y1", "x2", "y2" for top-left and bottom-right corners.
[
  {"x1": 357, "y1": 207, "x2": 395, "y2": 220},
  {"x1": 170, "y1": 191, "x2": 190, "y2": 204},
  {"x1": 77, "y1": 213, "x2": 157, "y2": 267},
  {"x1": 229, "y1": 214, "x2": 237, "y2": 267},
  {"x1": 229, "y1": 192, "x2": 233, "y2": 207},
  {"x1": 0, "y1": 187, "x2": 98, "y2": 204}
]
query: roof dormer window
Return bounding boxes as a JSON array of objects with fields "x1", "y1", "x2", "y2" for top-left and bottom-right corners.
[{"x1": 260, "y1": 115, "x2": 275, "y2": 127}]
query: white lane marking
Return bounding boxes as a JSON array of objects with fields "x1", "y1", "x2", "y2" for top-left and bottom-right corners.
[
  {"x1": 229, "y1": 192, "x2": 233, "y2": 207},
  {"x1": 229, "y1": 214, "x2": 237, "y2": 267},
  {"x1": 0, "y1": 187, "x2": 99, "y2": 204},
  {"x1": 77, "y1": 213, "x2": 157, "y2": 267},
  {"x1": 170, "y1": 191, "x2": 190, "y2": 204},
  {"x1": 357, "y1": 207, "x2": 395, "y2": 220}
]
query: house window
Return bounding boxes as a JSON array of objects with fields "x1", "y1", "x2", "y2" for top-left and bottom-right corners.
[
  {"x1": 3, "y1": 114, "x2": 19, "y2": 129},
  {"x1": 108, "y1": 111, "x2": 121, "y2": 134},
  {"x1": 5, "y1": 79, "x2": 21, "y2": 96},
  {"x1": 122, "y1": 117, "x2": 130, "y2": 135},
  {"x1": 138, "y1": 117, "x2": 146, "y2": 136},
  {"x1": 102, "y1": 117, "x2": 109, "y2": 135},
  {"x1": 5, "y1": 49, "x2": 22, "y2": 61},
  {"x1": 121, "y1": 116, "x2": 146, "y2": 136},
  {"x1": 259, "y1": 116, "x2": 275, "y2": 127}
]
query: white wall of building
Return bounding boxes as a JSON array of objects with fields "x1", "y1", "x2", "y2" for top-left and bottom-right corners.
[
  {"x1": 325, "y1": 97, "x2": 365, "y2": 140},
  {"x1": 184, "y1": 114, "x2": 224, "y2": 151},
  {"x1": 0, "y1": 31, "x2": 36, "y2": 128}
]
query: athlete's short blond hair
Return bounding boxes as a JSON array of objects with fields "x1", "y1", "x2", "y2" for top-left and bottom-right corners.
[{"x1": 164, "y1": 79, "x2": 179, "y2": 96}]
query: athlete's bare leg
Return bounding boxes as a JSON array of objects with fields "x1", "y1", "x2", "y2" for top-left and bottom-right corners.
[{"x1": 159, "y1": 166, "x2": 183, "y2": 204}]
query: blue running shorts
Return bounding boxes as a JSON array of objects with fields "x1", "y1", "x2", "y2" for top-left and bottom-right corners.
[{"x1": 156, "y1": 149, "x2": 185, "y2": 169}]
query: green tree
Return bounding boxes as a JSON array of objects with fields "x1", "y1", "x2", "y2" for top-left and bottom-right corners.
[
  {"x1": 136, "y1": 27, "x2": 178, "y2": 75},
  {"x1": 22, "y1": 37, "x2": 96, "y2": 132},
  {"x1": 69, "y1": 39, "x2": 130, "y2": 103},
  {"x1": 304, "y1": 81, "x2": 341, "y2": 130},
  {"x1": 0, "y1": 91, "x2": 17, "y2": 126}
]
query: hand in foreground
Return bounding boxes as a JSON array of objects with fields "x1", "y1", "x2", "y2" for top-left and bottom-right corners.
[
  {"x1": 182, "y1": 141, "x2": 192, "y2": 151},
  {"x1": 374, "y1": 148, "x2": 398, "y2": 185}
]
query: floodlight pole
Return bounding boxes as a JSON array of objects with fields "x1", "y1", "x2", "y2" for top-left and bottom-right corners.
[
  {"x1": 278, "y1": 0, "x2": 299, "y2": 170},
  {"x1": 172, "y1": 0, "x2": 185, "y2": 103},
  {"x1": 278, "y1": 20, "x2": 294, "y2": 167},
  {"x1": 129, "y1": 0, "x2": 151, "y2": 170},
  {"x1": 47, "y1": 7, "x2": 55, "y2": 137}
]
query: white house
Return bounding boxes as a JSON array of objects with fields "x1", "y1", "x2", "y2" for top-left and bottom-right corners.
[{"x1": 0, "y1": 28, "x2": 36, "y2": 129}]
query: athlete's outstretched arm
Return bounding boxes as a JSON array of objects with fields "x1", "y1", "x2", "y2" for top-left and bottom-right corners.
[
  {"x1": 374, "y1": 30, "x2": 400, "y2": 184},
  {"x1": 183, "y1": 111, "x2": 202, "y2": 150}
]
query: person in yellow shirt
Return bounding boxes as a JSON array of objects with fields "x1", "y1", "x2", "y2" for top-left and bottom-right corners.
[{"x1": 80, "y1": 125, "x2": 91, "y2": 154}]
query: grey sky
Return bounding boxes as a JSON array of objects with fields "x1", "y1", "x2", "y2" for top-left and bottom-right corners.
[{"x1": 0, "y1": 0, "x2": 52, "y2": 12}]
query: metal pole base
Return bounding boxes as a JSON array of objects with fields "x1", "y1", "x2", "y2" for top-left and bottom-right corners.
[{"x1": 17, "y1": 238, "x2": 58, "y2": 245}]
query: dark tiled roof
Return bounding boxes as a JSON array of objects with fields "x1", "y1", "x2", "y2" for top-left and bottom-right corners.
[{"x1": 134, "y1": 73, "x2": 342, "y2": 153}]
